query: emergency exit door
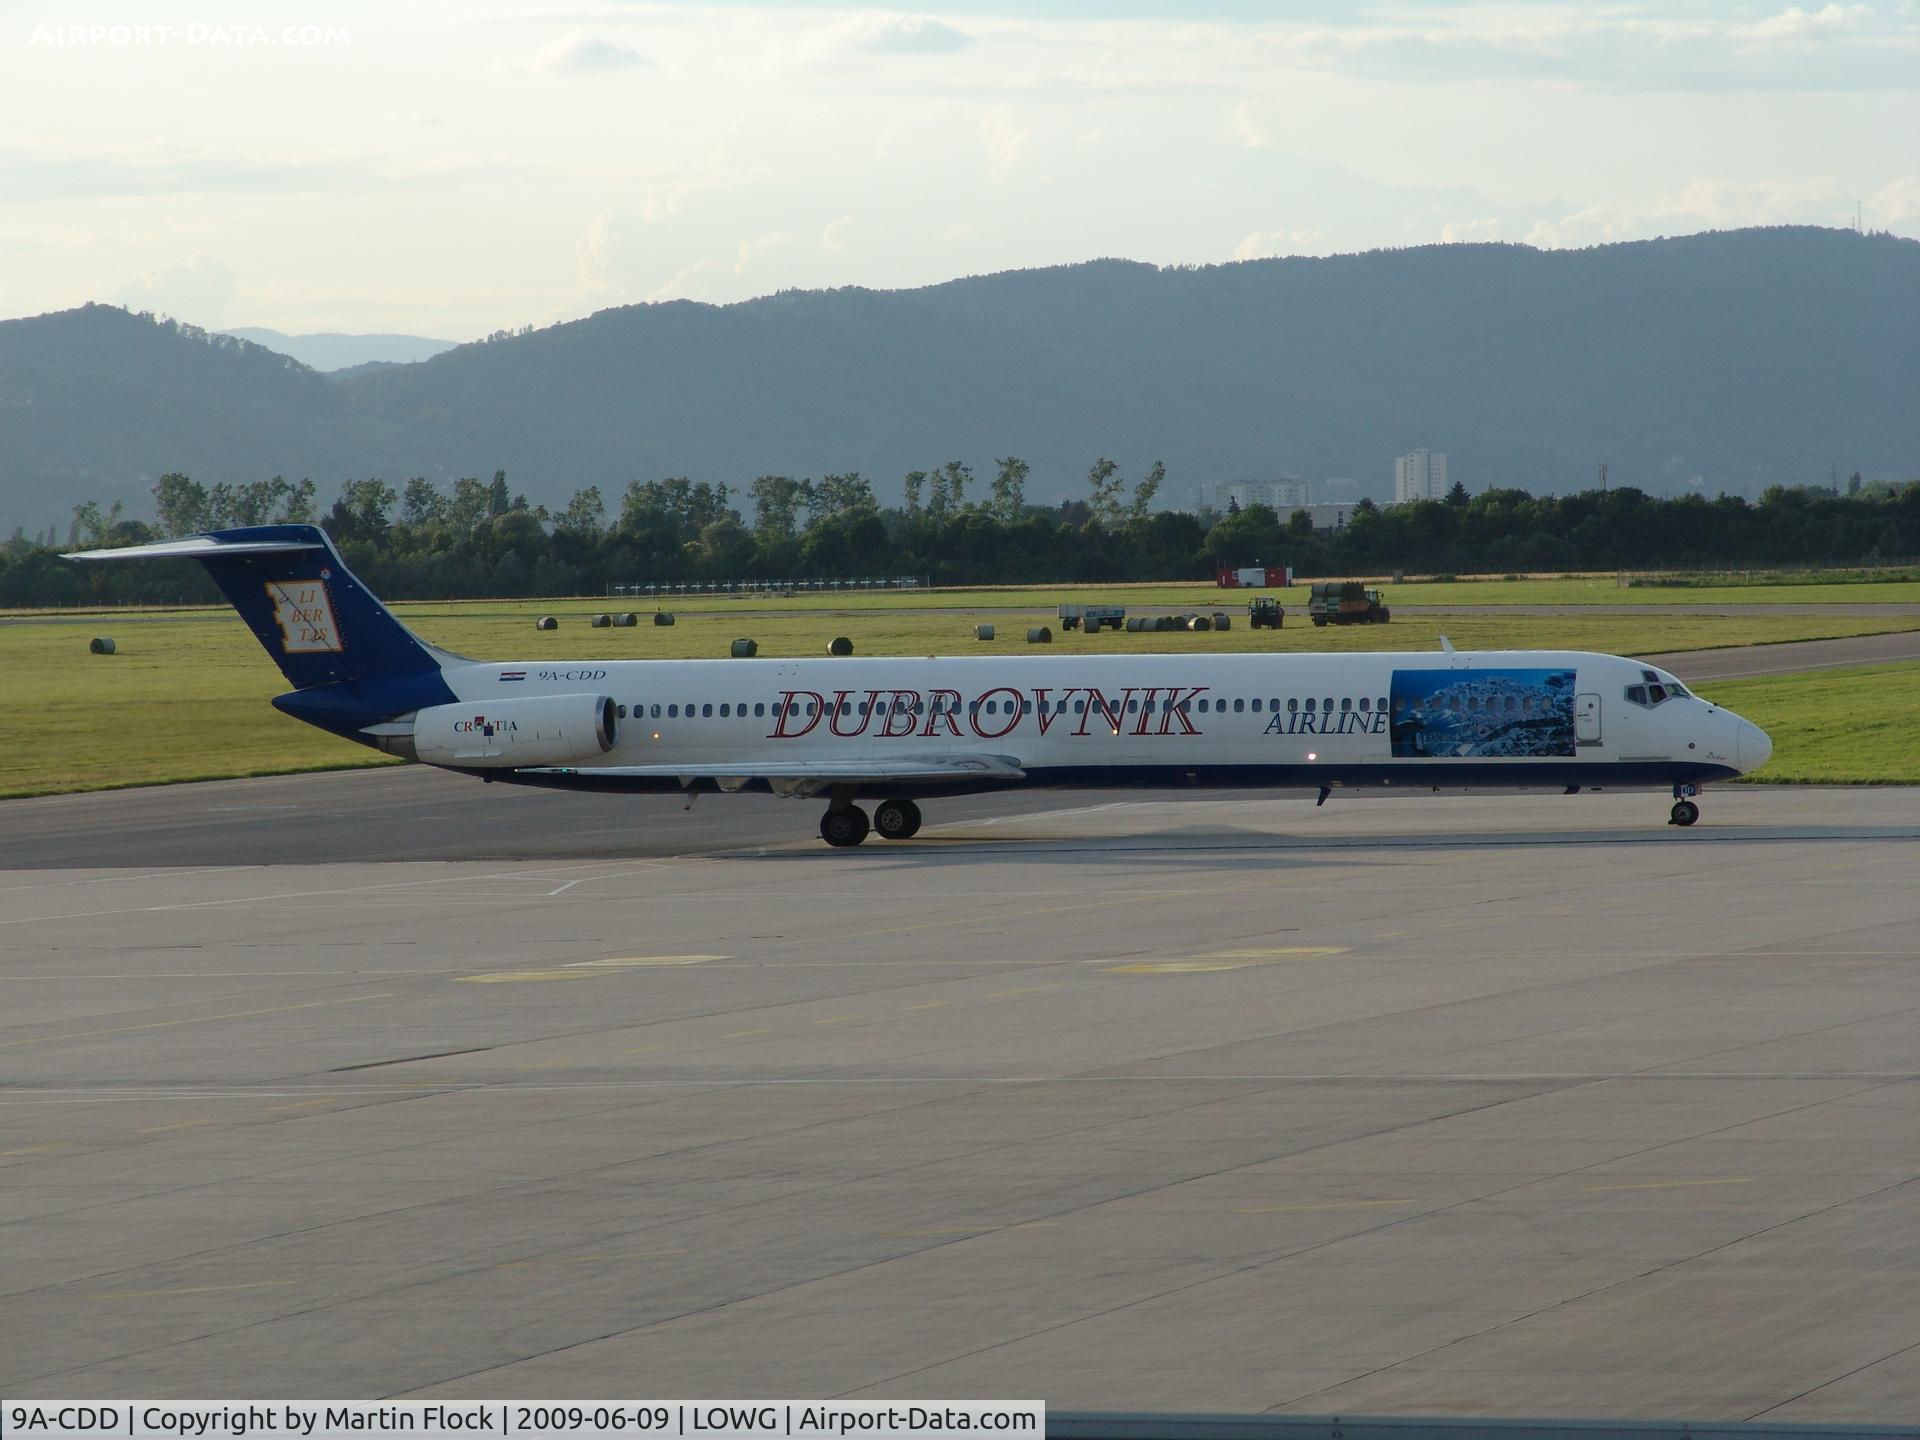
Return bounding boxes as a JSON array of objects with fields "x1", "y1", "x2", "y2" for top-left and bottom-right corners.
[{"x1": 1575, "y1": 692, "x2": 1602, "y2": 746}]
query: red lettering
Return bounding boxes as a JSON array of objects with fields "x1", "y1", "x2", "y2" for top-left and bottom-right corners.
[
  {"x1": 769, "y1": 689, "x2": 824, "y2": 739},
  {"x1": 880, "y1": 689, "x2": 920, "y2": 737},
  {"x1": 971, "y1": 686, "x2": 1023, "y2": 740},
  {"x1": 1030, "y1": 688, "x2": 1063, "y2": 736},
  {"x1": 827, "y1": 689, "x2": 872, "y2": 738},
  {"x1": 1157, "y1": 686, "x2": 1206, "y2": 735},
  {"x1": 921, "y1": 688, "x2": 963, "y2": 738},
  {"x1": 1074, "y1": 686, "x2": 1124, "y2": 737}
]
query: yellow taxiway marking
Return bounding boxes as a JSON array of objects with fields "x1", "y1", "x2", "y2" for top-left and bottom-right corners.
[
  {"x1": 1205, "y1": 947, "x2": 1351, "y2": 958},
  {"x1": 903, "y1": 1002, "x2": 947, "y2": 1011},
  {"x1": 1585, "y1": 1178, "x2": 1756, "y2": 1192},
  {"x1": 1235, "y1": 1200, "x2": 1415, "y2": 1214},
  {"x1": 502, "y1": 1249, "x2": 684, "y2": 1266},
  {"x1": 723, "y1": 1029, "x2": 771, "y2": 1039},
  {"x1": 0, "y1": 1144, "x2": 65, "y2": 1157},
  {"x1": 568, "y1": 955, "x2": 729, "y2": 968},
  {"x1": 266, "y1": 1099, "x2": 337, "y2": 1113},
  {"x1": 988, "y1": 985, "x2": 1058, "y2": 999},
  {"x1": 137, "y1": 1120, "x2": 212, "y2": 1135},
  {"x1": 88, "y1": 1281, "x2": 294, "y2": 1300},
  {"x1": 884, "y1": 1223, "x2": 1059, "y2": 1236},
  {"x1": 0, "y1": 992, "x2": 391, "y2": 1050},
  {"x1": 812, "y1": 1015, "x2": 860, "y2": 1025},
  {"x1": 1107, "y1": 961, "x2": 1255, "y2": 974},
  {"x1": 457, "y1": 970, "x2": 600, "y2": 984}
]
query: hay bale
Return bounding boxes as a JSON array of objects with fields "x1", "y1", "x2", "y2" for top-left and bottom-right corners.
[
  {"x1": 1188, "y1": 615, "x2": 1212, "y2": 631},
  {"x1": 653, "y1": 612, "x2": 675, "y2": 626},
  {"x1": 974, "y1": 623, "x2": 996, "y2": 641},
  {"x1": 88, "y1": 636, "x2": 116, "y2": 655},
  {"x1": 730, "y1": 638, "x2": 758, "y2": 658},
  {"x1": 1027, "y1": 627, "x2": 1053, "y2": 644},
  {"x1": 827, "y1": 636, "x2": 853, "y2": 656},
  {"x1": 612, "y1": 612, "x2": 639, "y2": 627},
  {"x1": 535, "y1": 616, "x2": 557, "y2": 631},
  {"x1": 590, "y1": 613, "x2": 612, "y2": 628}
]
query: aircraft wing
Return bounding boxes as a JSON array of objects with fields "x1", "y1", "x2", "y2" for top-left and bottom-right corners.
[{"x1": 517, "y1": 753, "x2": 1026, "y2": 795}]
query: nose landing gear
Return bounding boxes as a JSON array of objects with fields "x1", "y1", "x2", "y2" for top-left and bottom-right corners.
[{"x1": 1669, "y1": 783, "x2": 1700, "y2": 828}]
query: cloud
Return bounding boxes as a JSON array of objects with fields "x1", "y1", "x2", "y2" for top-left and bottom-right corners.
[
  {"x1": 1230, "y1": 100, "x2": 1266, "y2": 149},
  {"x1": 576, "y1": 213, "x2": 625, "y2": 293},
  {"x1": 526, "y1": 31, "x2": 649, "y2": 74},
  {"x1": 115, "y1": 255, "x2": 237, "y2": 326},
  {"x1": 981, "y1": 106, "x2": 1030, "y2": 183},
  {"x1": 734, "y1": 231, "x2": 793, "y2": 274},
  {"x1": 1233, "y1": 228, "x2": 1323, "y2": 261},
  {"x1": 1867, "y1": 175, "x2": 1920, "y2": 227},
  {"x1": 846, "y1": 14, "x2": 973, "y2": 55},
  {"x1": 1524, "y1": 177, "x2": 1849, "y2": 248},
  {"x1": 821, "y1": 215, "x2": 853, "y2": 251},
  {"x1": 648, "y1": 258, "x2": 713, "y2": 303},
  {"x1": 1440, "y1": 217, "x2": 1501, "y2": 243}
]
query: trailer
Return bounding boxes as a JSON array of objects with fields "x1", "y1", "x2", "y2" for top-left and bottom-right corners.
[
  {"x1": 1307, "y1": 581, "x2": 1390, "y2": 626},
  {"x1": 1057, "y1": 603, "x2": 1127, "y2": 632}
]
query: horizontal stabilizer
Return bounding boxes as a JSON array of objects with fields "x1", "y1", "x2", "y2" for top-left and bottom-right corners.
[{"x1": 65, "y1": 535, "x2": 324, "y2": 561}]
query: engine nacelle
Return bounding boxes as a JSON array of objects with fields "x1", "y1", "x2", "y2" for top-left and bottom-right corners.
[{"x1": 412, "y1": 693, "x2": 618, "y2": 768}]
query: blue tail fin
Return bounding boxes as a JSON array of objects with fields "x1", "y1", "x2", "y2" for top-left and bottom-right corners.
[{"x1": 67, "y1": 525, "x2": 459, "y2": 739}]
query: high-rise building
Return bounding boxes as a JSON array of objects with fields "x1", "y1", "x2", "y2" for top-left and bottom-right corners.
[
  {"x1": 1215, "y1": 478, "x2": 1312, "y2": 513},
  {"x1": 1394, "y1": 449, "x2": 1448, "y2": 504}
]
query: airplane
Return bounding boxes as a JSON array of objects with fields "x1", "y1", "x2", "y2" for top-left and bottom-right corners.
[{"x1": 67, "y1": 524, "x2": 1773, "y2": 845}]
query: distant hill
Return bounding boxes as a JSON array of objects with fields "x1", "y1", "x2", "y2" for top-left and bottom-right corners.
[
  {"x1": 3, "y1": 228, "x2": 1914, "y2": 532},
  {"x1": 219, "y1": 327, "x2": 456, "y2": 372}
]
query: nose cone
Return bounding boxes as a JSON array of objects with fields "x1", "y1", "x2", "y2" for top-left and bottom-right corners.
[{"x1": 1736, "y1": 717, "x2": 1772, "y2": 772}]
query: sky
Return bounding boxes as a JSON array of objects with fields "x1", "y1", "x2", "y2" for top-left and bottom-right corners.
[{"x1": 2, "y1": 0, "x2": 1915, "y2": 340}]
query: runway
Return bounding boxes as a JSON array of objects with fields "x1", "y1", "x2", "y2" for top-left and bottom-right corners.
[{"x1": 2, "y1": 781, "x2": 1918, "y2": 1419}]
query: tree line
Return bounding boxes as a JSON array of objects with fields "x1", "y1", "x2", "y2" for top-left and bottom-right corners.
[{"x1": 3, "y1": 459, "x2": 1916, "y2": 609}]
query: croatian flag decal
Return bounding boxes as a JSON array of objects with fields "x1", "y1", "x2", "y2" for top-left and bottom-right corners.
[{"x1": 498, "y1": 670, "x2": 527, "y2": 682}]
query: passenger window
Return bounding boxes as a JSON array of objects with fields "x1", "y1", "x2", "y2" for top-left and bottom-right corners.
[
  {"x1": 754, "y1": 702, "x2": 765, "y2": 717},
  {"x1": 700, "y1": 703, "x2": 711, "y2": 717},
  {"x1": 1323, "y1": 697, "x2": 1334, "y2": 713},
  {"x1": 1341, "y1": 697, "x2": 1352, "y2": 712},
  {"x1": 718, "y1": 704, "x2": 729, "y2": 718},
  {"x1": 668, "y1": 704, "x2": 679, "y2": 718},
  {"x1": 1233, "y1": 698, "x2": 1245, "y2": 713},
  {"x1": 1075, "y1": 700, "x2": 1086, "y2": 714},
  {"x1": 1127, "y1": 698, "x2": 1139, "y2": 713},
  {"x1": 1288, "y1": 698, "x2": 1298, "y2": 712},
  {"x1": 1358, "y1": 698, "x2": 1369, "y2": 712},
  {"x1": 651, "y1": 704, "x2": 661, "y2": 718}
]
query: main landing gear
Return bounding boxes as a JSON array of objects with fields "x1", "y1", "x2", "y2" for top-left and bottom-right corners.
[
  {"x1": 1669, "y1": 782, "x2": 1700, "y2": 828},
  {"x1": 819, "y1": 798, "x2": 922, "y2": 847}
]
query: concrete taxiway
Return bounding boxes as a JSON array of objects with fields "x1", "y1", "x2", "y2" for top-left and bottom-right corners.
[{"x1": 2, "y1": 781, "x2": 1918, "y2": 1419}]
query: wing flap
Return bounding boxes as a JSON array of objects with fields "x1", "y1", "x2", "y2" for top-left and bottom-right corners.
[{"x1": 518, "y1": 754, "x2": 1026, "y2": 786}]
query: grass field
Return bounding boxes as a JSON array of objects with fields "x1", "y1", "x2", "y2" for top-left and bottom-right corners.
[
  {"x1": 3, "y1": 595, "x2": 1915, "y2": 797},
  {"x1": 15, "y1": 575, "x2": 1920, "y2": 623},
  {"x1": 1704, "y1": 663, "x2": 1920, "y2": 785}
]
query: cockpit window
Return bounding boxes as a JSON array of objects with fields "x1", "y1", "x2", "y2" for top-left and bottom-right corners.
[
  {"x1": 1626, "y1": 684, "x2": 1647, "y2": 706},
  {"x1": 1667, "y1": 681, "x2": 1689, "y2": 698}
]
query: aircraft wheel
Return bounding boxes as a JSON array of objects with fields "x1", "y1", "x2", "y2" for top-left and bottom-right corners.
[
  {"x1": 820, "y1": 805, "x2": 871, "y2": 847},
  {"x1": 874, "y1": 798, "x2": 922, "y2": 840},
  {"x1": 1669, "y1": 799, "x2": 1700, "y2": 827}
]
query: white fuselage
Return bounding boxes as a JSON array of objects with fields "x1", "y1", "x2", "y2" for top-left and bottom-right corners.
[{"x1": 435, "y1": 648, "x2": 1769, "y2": 795}]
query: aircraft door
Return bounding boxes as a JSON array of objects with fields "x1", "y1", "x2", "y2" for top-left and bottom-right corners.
[{"x1": 1575, "y1": 692, "x2": 1602, "y2": 747}]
